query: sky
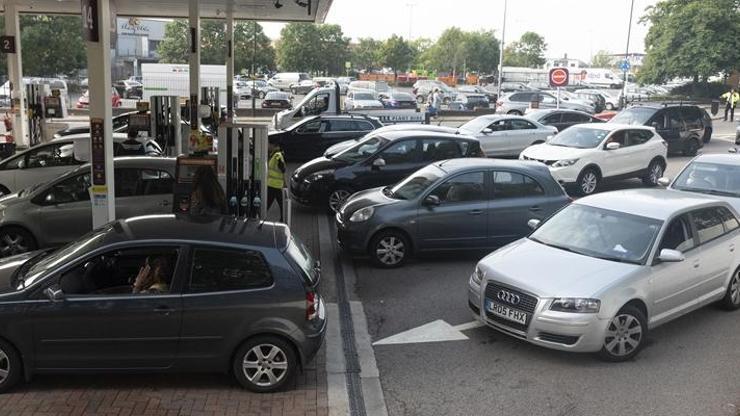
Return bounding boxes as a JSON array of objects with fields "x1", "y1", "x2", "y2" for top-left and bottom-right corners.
[{"x1": 262, "y1": 0, "x2": 660, "y2": 63}]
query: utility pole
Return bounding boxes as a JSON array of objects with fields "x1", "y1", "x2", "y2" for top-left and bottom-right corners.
[
  {"x1": 251, "y1": 20, "x2": 257, "y2": 117},
  {"x1": 497, "y1": 0, "x2": 508, "y2": 103},
  {"x1": 406, "y1": 3, "x2": 416, "y2": 39},
  {"x1": 621, "y1": 0, "x2": 635, "y2": 109}
]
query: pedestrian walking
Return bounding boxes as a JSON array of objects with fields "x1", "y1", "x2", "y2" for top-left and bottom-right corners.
[
  {"x1": 720, "y1": 88, "x2": 739, "y2": 122},
  {"x1": 267, "y1": 141, "x2": 286, "y2": 222}
]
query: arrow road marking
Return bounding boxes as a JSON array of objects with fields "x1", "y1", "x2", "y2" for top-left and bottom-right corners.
[{"x1": 372, "y1": 320, "x2": 484, "y2": 346}]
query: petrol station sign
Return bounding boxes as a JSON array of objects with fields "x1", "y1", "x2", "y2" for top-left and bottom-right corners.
[
  {"x1": 81, "y1": 0, "x2": 100, "y2": 42},
  {"x1": 549, "y1": 67, "x2": 569, "y2": 88}
]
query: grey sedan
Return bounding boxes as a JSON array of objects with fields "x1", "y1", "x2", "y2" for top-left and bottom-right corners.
[
  {"x1": 336, "y1": 158, "x2": 570, "y2": 267},
  {"x1": 498, "y1": 91, "x2": 595, "y2": 115},
  {"x1": 458, "y1": 115, "x2": 558, "y2": 158},
  {"x1": 0, "y1": 157, "x2": 175, "y2": 257}
]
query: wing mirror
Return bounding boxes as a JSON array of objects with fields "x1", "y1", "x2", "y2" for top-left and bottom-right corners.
[
  {"x1": 17, "y1": 159, "x2": 25, "y2": 169},
  {"x1": 729, "y1": 148, "x2": 738, "y2": 154},
  {"x1": 372, "y1": 158, "x2": 386, "y2": 168},
  {"x1": 423, "y1": 194, "x2": 440, "y2": 207},
  {"x1": 657, "y1": 177, "x2": 671, "y2": 187},
  {"x1": 44, "y1": 193, "x2": 56, "y2": 204},
  {"x1": 658, "y1": 248, "x2": 684, "y2": 263},
  {"x1": 44, "y1": 286, "x2": 65, "y2": 302},
  {"x1": 650, "y1": 122, "x2": 660, "y2": 129},
  {"x1": 606, "y1": 142, "x2": 621, "y2": 150},
  {"x1": 482, "y1": 128, "x2": 493, "y2": 134},
  {"x1": 527, "y1": 218, "x2": 541, "y2": 230}
]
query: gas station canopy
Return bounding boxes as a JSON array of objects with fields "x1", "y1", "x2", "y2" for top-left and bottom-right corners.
[{"x1": 1, "y1": 0, "x2": 333, "y2": 22}]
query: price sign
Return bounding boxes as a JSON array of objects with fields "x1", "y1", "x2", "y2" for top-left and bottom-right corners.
[
  {"x1": 90, "y1": 118, "x2": 105, "y2": 185},
  {"x1": 81, "y1": 0, "x2": 100, "y2": 42},
  {"x1": 0, "y1": 36, "x2": 16, "y2": 54}
]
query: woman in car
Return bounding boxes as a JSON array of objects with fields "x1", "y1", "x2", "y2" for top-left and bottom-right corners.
[
  {"x1": 132, "y1": 256, "x2": 170, "y2": 294},
  {"x1": 189, "y1": 166, "x2": 227, "y2": 215}
]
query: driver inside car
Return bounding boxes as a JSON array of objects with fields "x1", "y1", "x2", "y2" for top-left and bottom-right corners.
[{"x1": 132, "y1": 256, "x2": 170, "y2": 294}]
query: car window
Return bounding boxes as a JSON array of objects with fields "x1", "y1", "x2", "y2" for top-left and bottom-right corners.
[
  {"x1": 378, "y1": 140, "x2": 419, "y2": 164},
  {"x1": 26, "y1": 143, "x2": 80, "y2": 169},
  {"x1": 511, "y1": 92, "x2": 532, "y2": 102},
  {"x1": 680, "y1": 107, "x2": 702, "y2": 128},
  {"x1": 562, "y1": 113, "x2": 589, "y2": 123},
  {"x1": 421, "y1": 138, "x2": 463, "y2": 162},
  {"x1": 299, "y1": 119, "x2": 322, "y2": 134},
  {"x1": 488, "y1": 119, "x2": 510, "y2": 132},
  {"x1": 493, "y1": 171, "x2": 544, "y2": 198},
  {"x1": 304, "y1": 94, "x2": 330, "y2": 115},
  {"x1": 58, "y1": 247, "x2": 178, "y2": 296},
  {"x1": 0, "y1": 154, "x2": 24, "y2": 170},
  {"x1": 667, "y1": 108, "x2": 684, "y2": 129},
  {"x1": 115, "y1": 168, "x2": 141, "y2": 198},
  {"x1": 659, "y1": 215, "x2": 695, "y2": 252},
  {"x1": 628, "y1": 129, "x2": 653, "y2": 146},
  {"x1": 187, "y1": 248, "x2": 273, "y2": 293},
  {"x1": 692, "y1": 208, "x2": 726, "y2": 244},
  {"x1": 140, "y1": 170, "x2": 174, "y2": 195},
  {"x1": 542, "y1": 114, "x2": 561, "y2": 124},
  {"x1": 354, "y1": 121, "x2": 375, "y2": 131},
  {"x1": 606, "y1": 130, "x2": 627, "y2": 147},
  {"x1": 328, "y1": 120, "x2": 355, "y2": 132},
  {"x1": 430, "y1": 172, "x2": 486, "y2": 203},
  {"x1": 510, "y1": 119, "x2": 537, "y2": 130},
  {"x1": 717, "y1": 207, "x2": 740, "y2": 232},
  {"x1": 44, "y1": 172, "x2": 91, "y2": 204}
]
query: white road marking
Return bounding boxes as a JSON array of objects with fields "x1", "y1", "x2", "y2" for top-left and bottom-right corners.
[{"x1": 373, "y1": 320, "x2": 483, "y2": 346}]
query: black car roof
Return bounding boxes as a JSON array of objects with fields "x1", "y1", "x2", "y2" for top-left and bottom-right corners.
[{"x1": 378, "y1": 130, "x2": 476, "y2": 141}]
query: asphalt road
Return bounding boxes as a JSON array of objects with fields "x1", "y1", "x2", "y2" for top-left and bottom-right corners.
[{"x1": 350, "y1": 121, "x2": 740, "y2": 416}]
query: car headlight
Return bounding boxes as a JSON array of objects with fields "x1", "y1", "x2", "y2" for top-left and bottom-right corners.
[
  {"x1": 552, "y1": 158, "x2": 579, "y2": 168},
  {"x1": 471, "y1": 265, "x2": 485, "y2": 285},
  {"x1": 550, "y1": 298, "x2": 601, "y2": 313},
  {"x1": 349, "y1": 206, "x2": 374, "y2": 222},
  {"x1": 306, "y1": 170, "x2": 333, "y2": 182}
]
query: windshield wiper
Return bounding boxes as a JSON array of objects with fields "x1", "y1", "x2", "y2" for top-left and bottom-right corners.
[{"x1": 589, "y1": 254, "x2": 640, "y2": 265}]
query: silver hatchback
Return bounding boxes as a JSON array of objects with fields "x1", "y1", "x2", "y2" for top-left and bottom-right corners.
[{"x1": 469, "y1": 189, "x2": 740, "y2": 361}]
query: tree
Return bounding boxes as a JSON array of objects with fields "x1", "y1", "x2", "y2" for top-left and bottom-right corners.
[
  {"x1": 427, "y1": 27, "x2": 467, "y2": 75},
  {"x1": 411, "y1": 38, "x2": 434, "y2": 70},
  {"x1": 234, "y1": 22, "x2": 276, "y2": 74},
  {"x1": 351, "y1": 38, "x2": 382, "y2": 72},
  {"x1": 380, "y1": 35, "x2": 414, "y2": 75},
  {"x1": 276, "y1": 23, "x2": 323, "y2": 73},
  {"x1": 639, "y1": 0, "x2": 740, "y2": 84},
  {"x1": 591, "y1": 50, "x2": 615, "y2": 68},
  {"x1": 463, "y1": 30, "x2": 500, "y2": 74},
  {"x1": 317, "y1": 24, "x2": 350, "y2": 76},
  {"x1": 503, "y1": 31, "x2": 547, "y2": 68}
]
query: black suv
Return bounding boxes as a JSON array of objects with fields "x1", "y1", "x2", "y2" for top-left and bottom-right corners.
[
  {"x1": 609, "y1": 103, "x2": 712, "y2": 155},
  {"x1": 0, "y1": 215, "x2": 324, "y2": 393},
  {"x1": 269, "y1": 114, "x2": 383, "y2": 161},
  {"x1": 290, "y1": 131, "x2": 484, "y2": 211}
]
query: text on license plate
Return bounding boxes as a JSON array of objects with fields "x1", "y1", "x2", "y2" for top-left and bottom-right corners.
[{"x1": 486, "y1": 300, "x2": 528, "y2": 325}]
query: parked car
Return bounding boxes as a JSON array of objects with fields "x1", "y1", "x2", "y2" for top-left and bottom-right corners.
[
  {"x1": 335, "y1": 77, "x2": 354, "y2": 95},
  {"x1": 269, "y1": 114, "x2": 382, "y2": 161},
  {"x1": 449, "y1": 93, "x2": 490, "y2": 111},
  {"x1": 261, "y1": 91, "x2": 292, "y2": 109},
  {"x1": 526, "y1": 109, "x2": 604, "y2": 132},
  {"x1": 576, "y1": 88, "x2": 621, "y2": 111},
  {"x1": 457, "y1": 85, "x2": 497, "y2": 102},
  {"x1": 412, "y1": 80, "x2": 456, "y2": 104},
  {"x1": 662, "y1": 153, "x2": 740, "y2": 212},
  {"x1": 0, "y1": 135, "x2": 162, "y2": 196},
  {"x1": 458, "y1": 115, "x2": 557, "y2": 157},
  {"x1": 609, "y1": 103, "x2": 712, "y2": 154},
  {"x1": 113, "y1": 80, "x2": 143, "y2": 99},
  {"x1": 345, "y1": 90, "x2": 384, "y2": 111},
  {"x1": 542, "y1": 90, "x2": 595, "y2": 109},
  {"x1": 572, "y1": 90, "x2": 606, "y2": 113},
  {"x1": 380, "y1": 92, "x2": 417, "y2": 109},
  {"x1": 324, "y1": 124, "x2": 458, "y2": 158},
  {"x1": 499, "y1": 82, "x2": 531, "y2": 93},
  {"x1": 347, "y1": 81, "x2": 391, "y2": 99},
  {"x1": 267, "y1": 72, "x2": 311, "y2": 91},
  {"x1": 290, "y1": 80, "x2": 319, "y2": 95},
  {"x1": 0, "y1": 213, "x2": 325, "y2": 393},
  {"x1": 337, "y1": 158, "x2": 570, "y2": 267},
  {"x1": 520, "y1": 123, "x2": 667, "y2": 196},
  {"x1": 0, "y1": 157, "x2": 176, "y2": 256},
  {"x1": 55, "y1": 112, "x2": 135, "y2": 138},
  {"x1": 76, "y1": 89, "x2": 122, "y2": 108},
  {"x1": 244, "y1": 80, "x2": 277, "y2": 99},
  {"x1": 234, "y1": 81, "x2": 253, "y2": 100},
  {"x1": 469, "y1": 189, "x2": 740, "y2": 361},
  {"x1": 290, "y1": 131, "x2": 484, "y2": 211},
  {"x1": 497, "y1": 91, "x2": 594, "y2": 115},
  {"x1": 736, "y1": 121, "x2": 740, "y2": 145}
]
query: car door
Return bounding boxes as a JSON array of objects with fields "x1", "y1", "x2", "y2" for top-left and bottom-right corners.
[
  {"x1": 600, "y1": 130, "x2": 636, "y2": 177},
  {"x1": 488, "y1": 171, "x2": 554, "y2": 247},
  {"x1": 561, "y1": 112, "x2": 591, "y2": 131},
  {"x1": 321, "y1": 119, "x2": 366, "y2": 158},
  {"x1": 26, "y1": 172, "x2": 93, "y2": 246},
  {"x1": 178, "y1": 246, "x2": 277, "y2": 370},
  {"x1": 541, "y1": 112, "x2": 563, "y2": 131},
  {"x1": 415, "y1": 171, "x2": 489, "y2": 250},
  {"x1": 118, "y1": 168, "x2": 175, "y2": 217},
  {"x1": 28, "y1": 245, "x2": 183, "y2": 370},
  {"x1": 626, "y1": 129, "x2": 657, "y2": 172},
  {"x1": 479, "y1": 119, "x2": 512, "y2": 157},
  {"x1": 286, "y1": 118, "x2": 323, "y2": 160},
  {"x1": 355, "y1": 139, "x2": 421, "y2": 190},
  {"x1": 508, "y1": 118, "x2": 540, "y2": 156},
  {"x1": 13, "y1": 142, "x2": 82, "y2": 191},
  {"x1": 651, "y1": 108, "x2": 685, "y2": 152},
  {"x1": 689, "y1": 207, "x2": 737, "y2": 300}
]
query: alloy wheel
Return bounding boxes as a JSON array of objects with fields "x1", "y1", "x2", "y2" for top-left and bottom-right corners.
[
  {"x1": 649, "y1": 163, "x2": 663, "y2": 185},
  {"x1": 603, "y1": 314, "x2": 643, "y2": 357},
  {"x1": 0, "y1": 348, "x2": 8, "y2": 385},
  {"x1": 242, "y1": 344, "x2": 289, "y2": 388},
  {"x1": 580, "y1": 172, "x2": 598, "y2": 195},
  {"x1": 730, "y1": 271, "x2": 740, "y2": 306},
  {"x1": 0, "y1": 233, "x2": 28, "y2": 256},
  {"x1": 376, "y1": 236, "x2": 406, "y2": 266},
  {"x1": 328, "y1": 189, "x2": 351, "y2": 212}
]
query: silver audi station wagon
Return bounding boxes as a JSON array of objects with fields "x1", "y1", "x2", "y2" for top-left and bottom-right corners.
[{"x1": 468, "y1": 189, "x2": 740, "y2": 361}]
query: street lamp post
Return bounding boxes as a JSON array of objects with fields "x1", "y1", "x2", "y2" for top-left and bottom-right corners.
[
  {"x1": 497, "y1": 0, "x2": 508, "y2": 103},
  {"x1": 621, "y1": 0, "x2": 635, "y2": 109}
]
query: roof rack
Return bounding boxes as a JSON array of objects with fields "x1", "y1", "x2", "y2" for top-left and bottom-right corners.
[{"x1": 627, "y1": 99, "x2": 698, "y2": 107}]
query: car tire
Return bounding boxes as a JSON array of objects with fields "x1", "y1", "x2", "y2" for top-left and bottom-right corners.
[
  {"x1": 606, "y1": 103, "x2": 615, "y2": 111},
  {"x1": 683, "y1": 139, "x2": 700, "y2": 156},
  {"x1": 575, "y1": 167, "x2": 600, "y2": 196},
  {"x1": 0, "y1": 338, "x2": 22, "y2": 393},
  {"x1": 0, "y1": 227, "x2": 37, "y2": 258},
  {"x1": 597, "y1": 304, "x2": 647, "y2": 362},
  {"x1": 719, "y1": 267, "x2": 740, "y2": 310},
  {"x1": 443, "y1": 97, "x2": 451, "y2": 105},
  {"x1": 327, "y1": 188, "x2": 353, "y2": 213},
  {"x1": 642, "y1": 159, "x2": 665, "y2": 187},
  {"x1": 232, "y1": 335, "x2": 297, "y2": 393},
  {"x1": 370, "y1": 230, "x2": 410, "y2": 268},
  {"x1": 507, "y1": 110, "x2": 523, "y2": 116},
  {"x1": 416, "y1": 95, "x2": 425, "y2": 104},
  {"x1": 0, "y1": 185, "x2": 10, "y2": 197},
  {"x1": 258, "y1": 91, "x2": 266, "y2": 99},
  {"x1": 702, "y1": 127, "x2": 712, "y2": 144}
]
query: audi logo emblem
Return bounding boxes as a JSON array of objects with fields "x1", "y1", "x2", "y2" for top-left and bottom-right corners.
[{"x1": 497, "y1": 290, "x2": 521, "y2": 305}]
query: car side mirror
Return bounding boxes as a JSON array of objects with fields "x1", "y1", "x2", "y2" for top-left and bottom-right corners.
[
  {"x1": 44, "y1": 193, "x2": 56, "y2": 204},
  {"x1": 657, "y1": 177, "x2": 671, "y2": 187},
  {"x1": 658, "y1": 248, "x2": 684, "y2": 263},
  {"x1": 423, "y1": 194, "x2": 440, "y2": 207},
  {"x1": 372, "y1": 158, "x2": 386, "y2": 168},
  {"x1": 606, "y1": 142, "x2": 621, "y2": 150},
  {"x1": 729, "y1": 148, "x2": 738, "y2": 154},
  {"x1": 482, "y1": 128, "x2": 493, "y2": 134},
  {"x1": 44, "y1": 286, "x2": 65, "y2": 302},
  {"x1": 17, "y1": 159, "x2": 25, "y2": 169},
  {"x1": 527, "y1": 218, "x2": 541, "y2": 230},
  {"x1": 650, "y1": 122, "x2": 660, "y2": 129}
]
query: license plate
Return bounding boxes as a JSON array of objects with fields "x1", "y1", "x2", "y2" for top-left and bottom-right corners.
[{"x1": 486, "y1": 300, "x2": 528, "y2": 325}]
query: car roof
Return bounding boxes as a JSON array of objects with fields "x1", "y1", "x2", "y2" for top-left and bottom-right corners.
[
  {"x1": 374, "y1": 124, "x2": 457, "y2": 134},
  {"x1": 689, "y1": 153, "x2": 740, "y2": 166},
  {"x1": 432, "y1": 157, "x2": 553, "y2": 177},
  {"x1": 379, "y1": 130, "x2": 476, "y2": 141},
  {"x1": 109, "y1": 214, "x2": 290, "y2": 250},
  {"x1": 569, "y1": 123, "x2": 651, "y2": 131},
  {"x1": 575, "y1": 189, "x2": 726, "y2": 220}
]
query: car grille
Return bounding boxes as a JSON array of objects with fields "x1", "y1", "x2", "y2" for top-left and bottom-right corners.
[
  {"x1": 537, "y1": 332, "x2": 580, "y2": 346},
  {"x1": 521, "y1": 155, "x2": 555, "y2": 166},
  {"x1": 484, "y1": 282, "x2": 539, "y2": 332}
]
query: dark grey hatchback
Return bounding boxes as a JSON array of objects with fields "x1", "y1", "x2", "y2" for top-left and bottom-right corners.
[
  {"x1": 336, "y1": 158, "x2": 570, "y2": 267},
  {"x1": 0, "y1": 214, "x2": 325, "y2": 393}
]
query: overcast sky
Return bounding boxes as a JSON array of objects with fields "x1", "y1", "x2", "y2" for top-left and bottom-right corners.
[{"x1": 262, "y1": 0, "x2": 660, "y2": 62}]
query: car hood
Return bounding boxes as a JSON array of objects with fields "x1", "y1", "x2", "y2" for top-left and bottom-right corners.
[
  {"x1": 292, "y1": 156, "x2": 348, "y2": 181},
  {"x1": 479, "y1": 239, "x2": 640, "y2": 298},
  {"x1": 339, "y1": 186, "x2": 397, "y2": 218},
  {"x1": 521, "y1": 143, "x2": 592, "y2": 161},
  {"x1": 56, "y1": 126, "x2": 89, "y2": 136},
  {"x1": 0, "y1": 251, "x2": 37, "y2": 295}
]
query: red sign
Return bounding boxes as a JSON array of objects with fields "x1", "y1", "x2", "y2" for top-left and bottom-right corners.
[{"x1": 549, "y1": 67, "x2": 569, "y2": 88}]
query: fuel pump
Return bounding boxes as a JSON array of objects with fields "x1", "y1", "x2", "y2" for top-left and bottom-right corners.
[
  {"x1": 150, "y1": 96, "x2": 182, "y2": 155},
  {"x1": 25, "y1": 83, "x2": 46, "y2": 146}
]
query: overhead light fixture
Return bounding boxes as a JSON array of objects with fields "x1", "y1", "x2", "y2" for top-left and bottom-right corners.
[{"x1": 274, "y1": 0, "x2": 283, "y2": 8}]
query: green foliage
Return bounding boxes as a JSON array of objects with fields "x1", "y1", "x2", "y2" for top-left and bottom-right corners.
[
  {"x1": 639, "y1": 0, "x2": 740, "y2": 84},
  {"x1": 463, "y1": 31, "x2": 500, "y2": 73},
  {"x1": 351, "y1": 38, "x2": 382, "y2": 71},
  {"x1": 427, "y1": 27, "x2": 467, "y2": 74},
  {"x1": 591, "y1": 50, "x2": 615, "y2": 68},
  {"x1": 670, "y1": 81, "x2": 733, "y2": 99},
  {"x1": 276, "y1": 23, "x2": 350, "y2": 75},
  {"x1": 318, "y1": 25, "x2": 351, "y2": 75},
  {"x1": 503, "y1": 31, "x2": 547, "y2": 68},
  {"x1": 380, "y1": 35, "x2": 415, "y2": 74}
]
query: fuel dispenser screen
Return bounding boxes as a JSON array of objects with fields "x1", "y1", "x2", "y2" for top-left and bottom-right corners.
[{"x1": 173, "y1": 156, "x2": 217, "y2": 214}]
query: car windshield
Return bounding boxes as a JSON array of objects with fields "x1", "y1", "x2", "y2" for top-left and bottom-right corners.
[
  {"x1": 610, "y1": 107, "x2": 655, "y2": 125},
  {"x1": 548, "y1": 127, "x2": 609, "y2": 148},
  {"x1": 459, "y1": 117, "x2": 498, "y2": 133},
  {"x1": 672, "y1": 161, "x2": 740, "y2": 198},
  {"x1": 332, "y1": 136, "x2": 388, "y2": 163},
  {"x1": 530, "y1": 204, "x2": 662, "y2": 264},
  {"x1": 354, "y1": 93, "x2": 376, "y2": 101},
  {"x1": 388, "y1": 165, "x2": 445, "y2": 200}
]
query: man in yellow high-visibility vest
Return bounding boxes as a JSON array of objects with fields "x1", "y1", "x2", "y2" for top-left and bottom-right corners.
[
  {"x1": 721, "y1": 88, "x2": 739, "y2": 122},
  {"x1": 267, "y1": 141, "x2": 286, "y2": 222}
]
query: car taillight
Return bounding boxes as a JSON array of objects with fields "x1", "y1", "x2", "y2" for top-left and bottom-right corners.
[{"x1": 306, "y1": 291, "x2": 318, "y2": 321}]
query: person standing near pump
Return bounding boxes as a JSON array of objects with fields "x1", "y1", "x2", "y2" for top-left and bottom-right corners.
[
  {"x1": 189, "y1": 166, "x2": 227, "y2": 215},
  {"x1": 118, "y1": 128, "x2": 145, "y2": 156},
  {"x1": 721, "y1": 88, "x2": 739, "y2": 122},
  {"x1": 267, "y1": 141, "x2": 286, "y2": 222}
]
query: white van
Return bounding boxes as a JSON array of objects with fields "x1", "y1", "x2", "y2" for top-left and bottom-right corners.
[
  {"x1": 141, "y1": 63, "x2": 228, "y2": 104},
  {"x1": 581, "y1": 68, "x2": 623, "y2": 89},
  {"x1": 268, "y1": 72, "x2": 311, "y2": 91}
]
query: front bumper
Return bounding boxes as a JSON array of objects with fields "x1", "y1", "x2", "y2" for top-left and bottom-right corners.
[
  {"x1": 468, "y1": 279, "x2": 609, "y2": 353},
  {"x1": 547, "y1": 165, "x2": 580, "y2": 184},
  {"x1": 289, "y1": 178, "x2": 325, "y2": 207},
  {"x1": 335, "y1": 212, "x2": 370, "y2": 254}
]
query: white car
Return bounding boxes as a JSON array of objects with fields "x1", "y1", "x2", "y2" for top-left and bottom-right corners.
[
  {"x1": 520, "y1": 123, "x2": 667, "y2": 195},
  {"x1": 458, "y1": 115, "x2": 557, "y2": 158},
  {"x1": 663, "y1": 153, "x2": 740, "y2": 212},
  {"x1": 469, "y1": 189, "x2": 740, "y2": 361},
  {"x1": 344, "y1": 89, "x2": 383, "y2": 111}
]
